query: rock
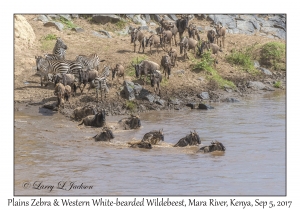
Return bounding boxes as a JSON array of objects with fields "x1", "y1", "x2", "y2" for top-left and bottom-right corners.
[
  {"x1": 138, "y1": 89, "x2": 155, "y2": 103},
  {"x1": 143, "y1": 14, "x2": 151, "y2": 23},
  {"x1": 257, "y1": 67, "x2": 272, "y2": 75},
  {"x1": 133, "y1": 15, "x2": 146, "y2": 26},
  {"x1": 162, "y1": 15, "x2": 172, "y2": 21},
  {"x1": 37, "y1": 15, "x2": 48, "y2": 23},
  {"x1": 253, "y1": 60, "x2": 260, "y2": 68},
  {"x1": 133, "y1": 83, "x2": 143, "y2": 96},
  {"x1": 44, "y1": 21, "x2": 64, "y2": 31},
  {"x1": 156, "y1": 99, "x2": 165, "y2": 106},
  {"x1": 198, "y1": 92, "x2": 210, "y2": 100},
  {"x1": 149, "y1": 22, "x2": 157, "y2": 26},
  {"x1": 59, "y1": 14, "x2": 72, "y2": 21},
  {"x1": 236, "y1": 20, "x2": 256, "y2": 34},
  {"x1": 92, "y1": 15, "x2": 123, "y2": 24},
  {"x1": 92, "y1": 31, "x2": 110, "y2": 38},
  {"x1": 168, "y1": 14, "x2": 178, "y2": 21},
  {"x1": 126, "y1": 15, "x2": 134, "y2": 20},
  {"x1": 169, "y1": 98, "x2": 181, "y2": 105},
  {"x1": 71, "y1": 14, "x2": 79, "y2": 18},
  {"x1": 123, "y1": 81, "x2": 136, "y2": 101},
  {"x1": 196, "y1": 26, "x2": 204, "y2": 32},
  {"x1": 72, "y1": 27, "x2": 84, "y2": 33},
  {"x1": 151, "y1": 14, "x2": 162, "y2": 23},
  {"x1": 99, "y1": 30, "x2": 112, "y2": 38},
  {"x1": 42, "y1": 102, "x2": 57, "y2": 110},
  {"x1": 174, "y1": 70, "x2": 185, "y2": 75},
  {"x1": 208, "y1": 15, "x2": 236, "y2": 29},
  {"x1": 198, "y1": 104, "x2": 214, "y2": 110},
  {"x1": 186, "y1": 103, "x2": 198, "y2": 109},
  {"x1": 223, "y1": 98, "x2": 240, "y2": 102},
  {"x1": 14, "y1": 15, "x2": 36, "y2": 53},
  {"x1": 115, "y1": 26, "x2": 130, "y2": 36},
  {"x1": 139, "y1": 25, "x2": 149, "y2": 31},
  {"x1": 247, "y1": 81, "x2": 266, "y2": 90},
  {"x1": 46, "y1": 15, "x2": 59, "y2": 20}
]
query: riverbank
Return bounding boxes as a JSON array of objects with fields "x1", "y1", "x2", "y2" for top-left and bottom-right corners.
[{"x1": 14, "y1": 14, "x2": 286, "y2": 120}]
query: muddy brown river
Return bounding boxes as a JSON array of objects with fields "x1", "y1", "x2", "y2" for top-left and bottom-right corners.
[{"x1": 14, "y1": 91, "x2": 286, "y2": 196}]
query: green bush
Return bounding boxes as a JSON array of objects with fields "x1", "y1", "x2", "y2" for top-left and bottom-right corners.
[
  {"x1": 43, "y1": 34, "x2": 57, "y2": 40},
  {"x1": 273, "y1": 81, "x2": 282, "y2": 88},
  {"x1": 59, "y1": 17, "x2": 77, "y2": 29},
  {"x1": 260, "y1": 42, "x2": 286, "y2": 70},
  {"x1": 226, "y1": 49, "x2": 259, "y2": 74},
  {"x1": 126, "y1": 101, "x2": 136, "y2": 111},
  {"x1": 115, "y1": 20, "x2": 126, "y2": 30}
]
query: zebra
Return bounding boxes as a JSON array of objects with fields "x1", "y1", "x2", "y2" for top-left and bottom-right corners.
[
  {"x1": 53, "y1": 37, "x2": 67, "y2": 59},
  {"x1": 89, "y1": 66, "x2": 110, "y2": 102},
  {"x1": 75, "y1": 54, "x2": 105, "y2": 71},
  {"x1": 35, "y1": 56, "x2": 70, "y2": 86}
]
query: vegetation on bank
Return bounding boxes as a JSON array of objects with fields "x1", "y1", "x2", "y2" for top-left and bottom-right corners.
[
  {"x1": 192, "y1": 51, "x2": 236, "y2": 89},
  {"x1": 260, "y1": 42, "x2": 286, "y2": 71}
]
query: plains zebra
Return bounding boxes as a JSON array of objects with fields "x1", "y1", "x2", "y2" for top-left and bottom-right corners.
[
  {"x1": 35, "y1": 56, "x2": 70, "y2": 86},
  {"x1": 75, "y1": 54, "x2": 105, "y2": 71},
  {"x1": 88, "y1": 66, "x2": 110, "y2": 102},
  {"x1": 53, "y1": 37, "x2": 68, "y2": 59}
]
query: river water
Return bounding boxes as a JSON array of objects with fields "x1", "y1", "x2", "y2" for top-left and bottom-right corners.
[{"x1": 14, "y1": 91, "x2": 286, "y2": 196}]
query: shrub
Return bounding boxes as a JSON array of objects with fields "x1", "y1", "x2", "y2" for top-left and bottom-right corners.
[
  {"x1": 226, "y1": 49, "x2": 259, "y2": 74},
  {"x1": 59, "y1": 17, "x2": 77, "y2": 29},
  {"x1": 43, "y1": 34, "x2": 57, "y2": 41},
  {"x1": 273, "y1": 81, "x2": 282, "y2": 88},
  {"x1": 260, "y1": 42, "x2": 286, "y2": 70},
  {"x1": 125, "y1": 101, "x2": 136, "y2": 111}
]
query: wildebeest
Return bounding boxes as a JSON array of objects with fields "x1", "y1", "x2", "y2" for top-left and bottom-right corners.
[
  {"x1": 214, "y1": 24, "x2": 226, "y2": 48},
  {"x1": 165, "y1": 22, "x2": 178, "y2": 46},
  {"x1": 150, "y1": 70, "x2": 162, "y2": 95},
  {"x1": 176, "y1": 15, "x2": 189, "y2": 40},
  {"x1": 78, "y1": 69, "x2": 99, "y2": 93},
  {"x1": 112, "y1": 64, "x2": 125, "y2": 84},
  {"x1": 207, "y1": 29, "x2": 216, "y2": 43},
  {"x1": 73, "y1": 105, "x2": 97, "y2": 121},
  {"x1": 128, "y1": 141, "x2": 152, "y2": 149},
  {"x1": 179, "y1": 37, "x2": 198, "y2": 60},
  {"x1": 188, "y1": 23, "x2": 200, "y2": 41},
  {"x1": 163, "y1": 47, "x2": 178, "y2": 67},
  {"x1": 198, "y1": 141, "x2": 226, "y2": 153},
  {"x1": 174, "y1": 131, "x2": 201, "y2": 147},
  {"x1": 54, "y1": 83, "x2": 71, "y2": 109},
  {"x1": 145, "y1": 34, "x2": 161, "y2": 55},
  {"x1": 93, "y1": 127, "x2": 115, "y2": 142},
  {"x1": 52, "y1": 73, "x2": 77, "y2": 96},
  {"x1": 132, "y1": 60, "x2": 160, "y2": 85},
  {"x1": 141, "y1": 129, "x2": 164, "y2": 145},
  {"x1": 78, "y1": 109, "x2": 106, "y2": 127},
  {"x1": 160, "y1": 54, "x2": 173, "y2": 79},
  {"x1": 130, "y1": 27, "x2": 146, "y2": 53},
  {"x1": 197, "y1": 41, "x2": 223, "y2": 67},
  {"x1": 118, "y1": 114, "x2": 141, "y2": 130},
  {"x1": 161, "y1": 29, "x2": 173, "y2": 48}
]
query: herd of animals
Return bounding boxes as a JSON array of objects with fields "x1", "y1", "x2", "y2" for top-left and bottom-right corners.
[{"x1": 33, "y1": 15, "x2": 226, "y2": 153}]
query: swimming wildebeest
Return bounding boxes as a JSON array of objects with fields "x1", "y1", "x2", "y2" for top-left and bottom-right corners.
[
  {"x1": 93, "y1": 127, "x2": 115, "y2": 142},
  {"x1": 130, "y1": 27, "x2": 146, "y2": 53},
  {"x1": 214, "y1": 24, "x2": 226, "y2": 48},
  {"x1": 198, "y1": 141, "x2": 226, "y2": 153},
  {"x1": 141, "y1": 129, "x2": 164, "y2": 145},
  {"x1": 118, "y1": 114, "x2": 141, "y2": 130},
  {"x1": 132, "y1": 60, "x2": 160, "y2": 85},
  {"x1": 128, "y1": 141, "x2": 152, "y2": 149},
  {"x1": 78, "y1": 109, "x2": 106, "y2": 127},
  {"x1": 174, "y1": 131, "x2": 201, "y2": 147},
  {"x1": 73, "y1": 105, "x2": 97, "y2": 121},
  {"x1": 150, "y1": 70, "x2": 162, "y2": 95}
]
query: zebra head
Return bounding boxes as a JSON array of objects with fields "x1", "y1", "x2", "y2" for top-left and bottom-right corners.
[
  {"x1": 35, "y1": 56, "x2": 49, "y2": 73},
  {"x1": 55, "y1": 37, "x2": 67, "y2": 50}
]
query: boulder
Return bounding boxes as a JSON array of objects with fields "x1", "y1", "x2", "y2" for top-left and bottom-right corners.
[
  {"x1": 186, "y1": 102, "x2": 198, "y2": 109},
  {"x1": 169, "y1": 98, "x2": 181, "y2": 105},
  {"x1": 92, "y1": 15, "x2": 123, "y2": 24},
  {"x1": 99, "y1": 30, "x2": 112, "y2": 38},
  {"x1": 59, "y1": 14, "x2": 72, "y2": 21},
  {"x1": 208, "y1": 15, "x2": 236, "y2": 29},
  {"x1": 151, "y1": 14, "x2": 162, "y2": 23},
  {"x1": 92, "y1": 31, "x2": 110, "y2": 38},
  {"x1": 198, "y1": 104, "x2": 214, "y2": 110},
  {"x1": 133, "y1": 15, "x2": 147, "y2": 26},
  {"x1": 156, "y1": 99, "x2": 165, "y2": 106},
  {"x1": 37, "y1": 15, "x2": 49, "y2": 23},
  {"x1": 72, "y1": 27, "x2": 84, "y2": 33},
  {"x1": 44, "y1": 21, "x2": 64, "y2": 31},
  {"x1": 168, "y1": 14, "x2": 178, "y2": 21},
  {"x1": 123, "y1": 81, "x2": 136, "y2": 101},
  {"x1": 236, "y1": 20, "x2": 256, "y2": 34},
  {"x1": 198, "y1": 92, "x2": 210, "y2": 100},
  {"x1": 143, "y1": 14, "x2": 151, "y2": 23},
  {"x1": 247, "y1": 81, "x2": 266, "y2": 90},
  {"x1": 138, "y1": 89, "x2": 155, "y2": 103},
  {"x1": 257, "y1": 67, "x2": 272, "y2": 75},
  {"x1": 253, "y1": 60, "x2": 260, "y2": 68}
]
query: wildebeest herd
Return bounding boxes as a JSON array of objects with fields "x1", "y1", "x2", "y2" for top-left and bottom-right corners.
[{"x1": 33, "y1": 15, "x2": 226, "y2": 153}]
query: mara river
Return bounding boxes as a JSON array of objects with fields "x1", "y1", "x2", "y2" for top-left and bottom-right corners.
[{"x1": 14, "y1": 91, "x2": 286, "y2": 196}]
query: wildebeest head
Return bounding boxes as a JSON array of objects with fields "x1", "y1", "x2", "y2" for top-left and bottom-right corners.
[
  {"x1": 128, "y1": 114, "x2": 141, "y2": 129},
  {"x1": 179, "y1": 37, "x2": 188, "y2": 54},
  {"x1": 132, "y1": 61, "x2": 143, "y2": 78},
  {"x1": 198, "y1": 41, "x2": 210, "y2": 56},
  {"x1": 190, "y1": 130, "x2": 201, "y2": 145},
  {"x1": 93, "y1": 127, "x2": 115, "y2": 142}
]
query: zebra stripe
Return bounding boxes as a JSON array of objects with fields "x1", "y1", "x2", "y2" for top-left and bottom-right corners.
[
  {"x1": 35, "y1": 56, "x2": 70, "y2": 86},
  {"x1": 75, "y1": 54, "x2": 101, "y2": 71},
  {"x1": 53, "y1": 38, "x2": 67, "y2": 59},
  {"x1": 90, "y1": 77, "x2": 109, "y2": 102}
]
